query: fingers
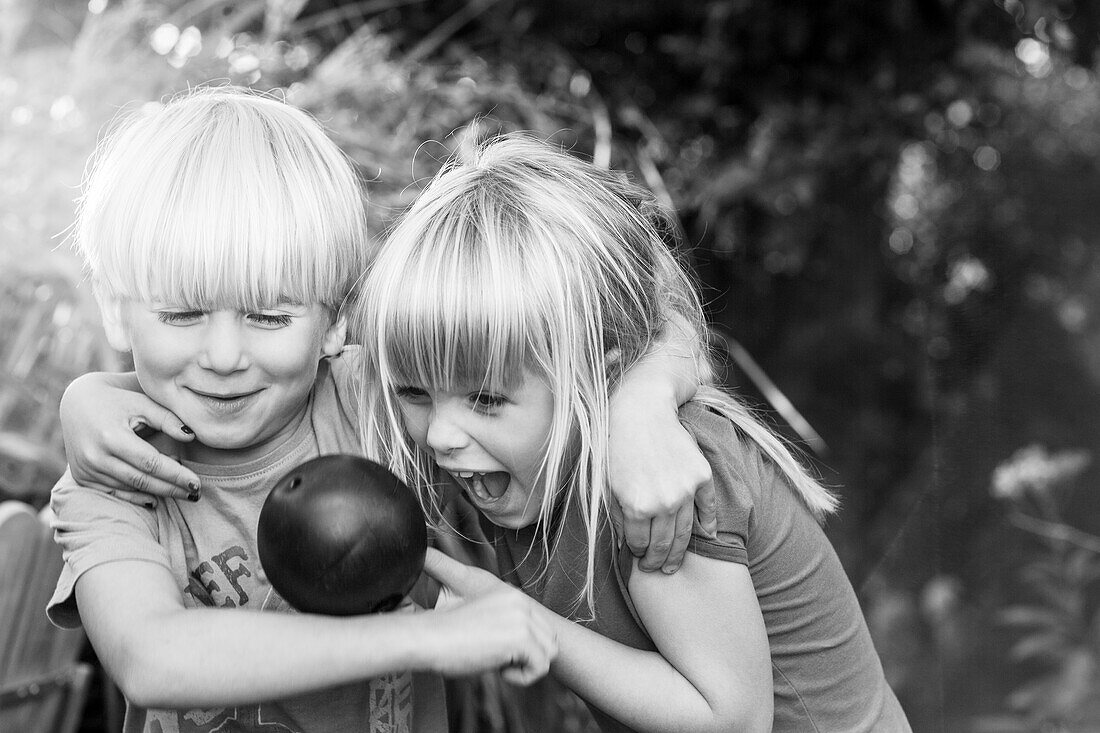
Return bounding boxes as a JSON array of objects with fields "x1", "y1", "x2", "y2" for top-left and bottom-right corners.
[
  {"x1": 693, "y1": 477, "x2": 718, "y2": 537},
  {"x1": 76, "y1": 453, "x2": 199, "y2": 502},
  {"x1": 622, "y1": 508, "x2": 652, "y2": 559},
  {"x1": 658, "y1": 503, "x2": 694, "y2": 574},
  {"x1": 112, "y1": 440, "x2": 201, "y2": 500},
  {"x1": 108, "y1": 488, "x2": 158, "y2": 509},
  {"x1": 422, "y1": 548, "x2": 467, "y2": 584},
  {"x1": 499, "y1": 604, "x2": 557, "y2": 686},
  {"x1": 637, "y1": 513, "x2": 674, "y2": 573},
  {"x1": 129, "y1": 404, "x2": 195, "y2": 444}
]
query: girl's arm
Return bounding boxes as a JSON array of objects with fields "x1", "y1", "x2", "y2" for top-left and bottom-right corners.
[
  {"x1": 60, "y1": 371, "x2": 200, "y2": 503},
  {"x1": 75, "y1": 559, "x2": 555, "y2": 708},
  {"x1": 609, "y1": 313, "x2": 716, "y2": 573},
  {"x1": 425, "y1": 549, "x2": 771, "y2": 733}
]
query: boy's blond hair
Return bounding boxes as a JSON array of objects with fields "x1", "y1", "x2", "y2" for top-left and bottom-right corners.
[{"x1": 74, "y1": 86, "x2": 367, "y2": 313}]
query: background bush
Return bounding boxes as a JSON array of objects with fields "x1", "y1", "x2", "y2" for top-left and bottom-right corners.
[{"x1": 2, "y1": 0, "x2": 1100, "y2": 729}]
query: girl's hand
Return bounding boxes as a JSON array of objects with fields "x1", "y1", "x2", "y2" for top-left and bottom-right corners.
[
  {"x1": 421, "y1": 549, "x2": 557, "y2": 685},
  {"x1": 60, "y1": 372, "x2": 200, "y2": 505}
]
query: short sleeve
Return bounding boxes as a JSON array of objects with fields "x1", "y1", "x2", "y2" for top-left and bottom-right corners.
[
  {"x1": 678, "y1": 403, "x2": 755, "y2": 566},
  {"x1": 47, "y1": 471, "x2": 170, "y2": 628},
  {"x1": 310, "y1": 347, "x2": 363, "y2": 453}
]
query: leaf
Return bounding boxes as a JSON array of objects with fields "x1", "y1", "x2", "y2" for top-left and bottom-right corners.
[
  {"x1": 1009, "y1": 628, "x2": 1069, "y2": 662},
  {"x1": 999, "y1": 604, "x2": 1069, "y2": 629}
]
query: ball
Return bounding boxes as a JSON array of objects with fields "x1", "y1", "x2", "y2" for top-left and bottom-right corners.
[{"x1": 257, "y1": 454, "x2": 427, "y2": 615}]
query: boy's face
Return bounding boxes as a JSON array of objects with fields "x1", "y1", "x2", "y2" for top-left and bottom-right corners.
[{"x1": 102, "y1": 299, "x2": 346, "y2": 464}]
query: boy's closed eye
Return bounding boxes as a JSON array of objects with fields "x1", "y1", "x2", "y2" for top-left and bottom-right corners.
[
  {"x1": 246, "y1": 312, "x2": 293, "y2": 328},
  {"x1": 153, "y1": 309, "x2": 295, "y2": 328},
  {"x1": 156, "y1": 310, "x2": 205, "y2": 325}
]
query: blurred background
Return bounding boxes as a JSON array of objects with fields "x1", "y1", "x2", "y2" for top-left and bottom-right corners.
[{"x1": 1, "y1": 0, "x2": 1099, "y2": 730}]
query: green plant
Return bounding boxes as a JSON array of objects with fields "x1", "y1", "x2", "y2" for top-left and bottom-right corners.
[{"x1": 993, "y1": 445, "x2": 1100, "y2": 729}]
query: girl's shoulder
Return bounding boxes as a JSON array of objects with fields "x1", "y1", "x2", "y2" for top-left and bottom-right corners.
[{"x1": 676, "y1": 395, "x2": 761, "y2": 476}]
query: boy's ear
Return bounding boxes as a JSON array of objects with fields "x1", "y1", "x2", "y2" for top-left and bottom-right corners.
[
  {"x1": 322, "y1": 312, "x2": 348, "y2": 357},
  {"x1": 94, "y1": 292, "x2": 132, "y2": 353}
]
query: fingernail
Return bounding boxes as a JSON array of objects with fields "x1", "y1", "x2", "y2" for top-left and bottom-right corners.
[
  {"x1": 188, "y1": 481, "x2": 200, "y2": 493},
  {"x1": 187, "y1": 491, "x2": 201, "y2": 502},
  {"x1": 662, "y1": 565, "x2": 679, "y2": 575},
  {"x1": 181, "y1": 425, "x2": 194, "y2": 435},
  {"x1": 144, "y1": 500, "x2": 156, "y2": 509}
]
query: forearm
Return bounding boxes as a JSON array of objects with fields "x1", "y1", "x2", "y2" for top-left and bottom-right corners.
[
  {"x1": 538, "y1": 607, "x2": 754, "y2": 733},
  {"x1": 78, "y1": 562, "x2": 447, "y2": 709},
  {"x1": 100, "y1": 605, "x2": 438, "y2": 708},
  {"x1": 616, "y1": 312, "x2": 704, "y2": 408}
]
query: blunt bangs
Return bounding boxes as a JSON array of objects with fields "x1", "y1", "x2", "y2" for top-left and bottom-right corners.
[
  {"x1": 369, "y1": 209, "x2": 544, "y2": 394},
  {"x1": 76, "y1": 89, "x2": 366, "y2": 310}
]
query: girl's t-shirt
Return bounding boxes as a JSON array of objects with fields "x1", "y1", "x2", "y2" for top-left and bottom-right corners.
[
  {"x1": 47, "y1": 347, "x2": 445, "y2": 733},
  {"x1": 486, "y1": 400, "x2": 912, "y2": 733}
]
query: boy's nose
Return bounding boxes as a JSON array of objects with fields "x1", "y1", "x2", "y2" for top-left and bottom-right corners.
[
  {"x1": 424, "y1": 408, "x2": 470, "y2": 456},
  {"x1": 198, "y1": 318, "x2": 249, "y2": 374}
]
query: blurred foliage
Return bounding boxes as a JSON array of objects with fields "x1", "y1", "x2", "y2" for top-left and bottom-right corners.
[
  {"x1": 986, "y1": 445, "x2": 1100, "y2": 729},
  {"x1": 3, "y1": 0, "x2": 1100, "y2": 730}
]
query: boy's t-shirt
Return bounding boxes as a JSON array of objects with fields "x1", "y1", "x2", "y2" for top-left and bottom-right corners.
[
  {"x1": 47, "y1": 347, "x2": 443, "y2": 733},
  {"x1": 486, "y1": 399, "x2": 912, "y2": 733}
]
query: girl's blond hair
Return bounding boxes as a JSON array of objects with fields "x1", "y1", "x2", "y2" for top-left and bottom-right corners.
[
  {"x1": 73, "y1": 86, "x2": 367, "y2": 312},
  {"x1": 359, "y1": 134, "x2": 837, "y2": 613}
]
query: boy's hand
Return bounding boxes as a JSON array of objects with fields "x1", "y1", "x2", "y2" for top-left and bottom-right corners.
[
  {"x1": 61, "y1": 372, "x2": 200, "y2": 505},
  {"x1": 608, "y1": 375, "x2": 716, "y2": 574},
  {"x1": 421, "y1": 549, "x2": 556, "y2": 685}
]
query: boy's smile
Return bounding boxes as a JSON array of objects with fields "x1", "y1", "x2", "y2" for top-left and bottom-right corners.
[
  {"x1": 394, "y1": 371, "x2": 555, "y2": 529},
  {"x1": 103, "y1": 300, "x2": 345, "y2": 465}
]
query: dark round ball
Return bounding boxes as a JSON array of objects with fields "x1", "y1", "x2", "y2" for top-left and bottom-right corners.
[{"x1": 257, "y1": 454, "x2": 427, "y2": 616}]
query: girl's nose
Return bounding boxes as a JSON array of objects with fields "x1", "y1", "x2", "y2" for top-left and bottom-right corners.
[
  {"x1": 424, "y1": 407, "x2": 470, "y2": 456},
  {"x1": 197, "y1": 316, "x2": 249, "y2": 374}
]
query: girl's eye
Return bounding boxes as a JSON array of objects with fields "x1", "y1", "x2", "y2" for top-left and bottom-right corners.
[
  {"x1": 395, "y1": 386, "x2": 431, "y2": 403},
  {"x1": 470, "y1": 392, "x2": 508, "y2": 412},
  {"x1": 156, "y1": 310, "x2": 204, "y2": 324},
  {"x1": 248, "y1": 313, "x2": 293, "y2": 327}
]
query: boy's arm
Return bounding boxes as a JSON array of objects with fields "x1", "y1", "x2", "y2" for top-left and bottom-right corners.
[
  {"x1": 74, "y1": 560, "x2": 555, "y2": 708},
  {"x1": 609, "y1": 314, "x2": 716, "y2": 574},
  {"x1": 60, "y1": 371, "x2": 199, "y2": 502},
  {"x1": 424, "y1": 549, "x2": 771, "y2": 733}
]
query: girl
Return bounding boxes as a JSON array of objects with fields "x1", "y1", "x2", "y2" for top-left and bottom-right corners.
[{"x1": 358, "y1": 135, "x2": 913, "y2": 732}]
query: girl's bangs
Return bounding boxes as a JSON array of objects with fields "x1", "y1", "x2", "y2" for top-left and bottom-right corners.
[{"x1": 375, "y1": 223, "x2": 541, "y2": 394}]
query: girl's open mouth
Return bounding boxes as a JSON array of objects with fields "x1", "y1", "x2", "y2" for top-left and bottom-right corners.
[{"x1": 450, "y1": 470, "x2": 511, "y2": 502}]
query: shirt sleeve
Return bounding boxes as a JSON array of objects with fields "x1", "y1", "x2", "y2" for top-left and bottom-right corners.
[
  {"x1": 678, "y1": 402, "x2": 756, "y2": 566},
  {"x1": 47, "y1": 470, "x2": 171, "y2": 628},
  {"x1": 311, "y1": 347, "x2": 363, "y2": 453}
]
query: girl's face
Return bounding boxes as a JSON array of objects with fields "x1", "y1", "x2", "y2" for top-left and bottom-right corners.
[
  {"x1": 394, "y1": 370, "x2": 555, "y2": 529},
  {"x1": 105, "y1": 299, "x2": 345, "y2": 465}
]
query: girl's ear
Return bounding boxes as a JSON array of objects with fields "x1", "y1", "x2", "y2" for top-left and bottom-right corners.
[
  {"x1": 94, "y1": 292, "x2": 132, "y2": 353},
  {"x1": 322, "y1": 312, "x2": 348, "y2": 357}
]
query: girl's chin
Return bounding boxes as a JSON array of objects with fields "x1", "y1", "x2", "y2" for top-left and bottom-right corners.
[{"x1": 471, "y1": 497, "x2": 542, "y2": 530}]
